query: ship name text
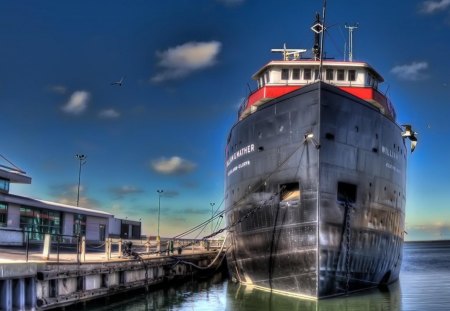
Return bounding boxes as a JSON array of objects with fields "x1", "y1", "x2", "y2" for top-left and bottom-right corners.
[
  {"x1": 385, "y1": 162, "x2": 401, "y2": 174},
  {"x1": 226, "y1": 144, "x2": 255, "y2": 167},
  {"x1": 381, "y1": 145, "x2": 399, "y2": 160},
  {"x1": 227, "y1": 160, "x2": 250, "y2": 176}
]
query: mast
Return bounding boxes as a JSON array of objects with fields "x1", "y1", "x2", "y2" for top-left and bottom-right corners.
[
  {"x1": 319, "y1": 0, "x2": 327, "y2": 80},
  {"x1": 345, "y1": 23, "x2": 358, "y2": 62},
  {"x1": 311, "y1": 1, "x2": 327, "y2": 79}
]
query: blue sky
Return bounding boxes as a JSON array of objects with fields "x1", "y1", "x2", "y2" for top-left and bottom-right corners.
[{"x1": 1, "y1": 0, "x2": 449, "y2": 240}]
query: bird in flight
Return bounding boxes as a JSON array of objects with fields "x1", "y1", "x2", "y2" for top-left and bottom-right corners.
[
  {"x1": 401, "y1": 124, "x2": 418, "y2": 152},
  {"x1": 111, "y1": 77, "x2": 124, "y2": 86}
]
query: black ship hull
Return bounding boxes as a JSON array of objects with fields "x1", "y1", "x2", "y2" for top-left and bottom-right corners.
[{"x1": 225, "y1": 82, "x2": 406, "y2": 298}]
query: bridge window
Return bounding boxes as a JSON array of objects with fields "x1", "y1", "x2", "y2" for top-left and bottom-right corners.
[
  {"x1": 337, "y1": 69, "x2": 345, "y2": 81},
  {"x1": 265, "y1": 71, "x2": 270, "y2": 83},
  {"x1": 326, "y1": 69, "x2": 334, "y2": 80},
  {"x1": 292, "y1": 68, "x2": 300, "y2": 80},
  {"x1": 314, "y1": 69, "x2": 320, "y2": 80},
  {"x1": 259, "y1": 77, "x2": 264, "y2": 88},
  {"x1": 304, "y1": 68, "x2": 312, "y2": 80},
  {"x1": 281, "y1": 68, "x2": 289, "y2": 80},
  {"x1": 349, "y1": 70, "x2": 356, "y2": 81}
]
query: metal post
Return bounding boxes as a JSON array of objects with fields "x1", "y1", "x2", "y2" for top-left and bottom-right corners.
[
  {"x1": 156, "y1": 190, "x2": 163, "y2": 240},
  {"x1": 75, "y1": 154, "x2": 87, "y2": 207},
  {"x1": 210, "y1": 202, "x2": 215, "y2": 235},
  {"x1": 25, "y1": 231, "x2": 30, "y2": 262},
  {"x1": 57, "y1": 236, "x2": 60, "y2": 264},
  {"x1": 81, "y1": 236, "x2": 86, "y2": 262},
  {"x1": 77, "y1": 236, "x2": 81, "y2": 264}
]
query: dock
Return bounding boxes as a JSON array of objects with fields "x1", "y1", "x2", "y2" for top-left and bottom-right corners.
[{"x1": 0, "y1": 238, "x2": 227, "y2": 310}]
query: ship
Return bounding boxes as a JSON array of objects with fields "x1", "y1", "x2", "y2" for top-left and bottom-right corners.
[{"x1": 224, "y1": 10, "x2": 417, "y2": 299}]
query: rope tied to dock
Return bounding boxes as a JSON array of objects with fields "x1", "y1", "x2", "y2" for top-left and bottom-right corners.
[{"x1": 171, "y1": 233, "x2": 229, "y2": 270}]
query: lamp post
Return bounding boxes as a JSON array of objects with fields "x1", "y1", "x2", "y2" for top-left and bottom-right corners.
[
  {"x1": 75, "y1": 154, "x2": 87, "y2": 206},
  {"x1": 210, "y1": 202, "x2": 215, "y2": 235},
  {"x1": 156, "y1": 190, "x2": 163, "y2": 240}
]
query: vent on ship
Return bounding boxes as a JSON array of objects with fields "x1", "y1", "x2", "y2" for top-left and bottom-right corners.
[
  {"x1": 279, "y1": 182, "x2": 300, "y2": 208},
  {"x1": 337, "y1": 182, "x2": 357, "y2": 203}
]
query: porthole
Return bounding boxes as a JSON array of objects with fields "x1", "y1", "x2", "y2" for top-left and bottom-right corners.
[{"x1": 325, "y1": 133, "x2": 335, "y2": 140}]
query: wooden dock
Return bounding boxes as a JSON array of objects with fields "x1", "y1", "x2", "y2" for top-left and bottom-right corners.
[{"x1": 0, "y1": 239, "x2": 227, "y2": 310}]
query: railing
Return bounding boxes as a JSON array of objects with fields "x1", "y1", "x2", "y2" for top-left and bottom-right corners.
[{"x1": 0, "y1": 227, "x2": 228, "y2": 264}]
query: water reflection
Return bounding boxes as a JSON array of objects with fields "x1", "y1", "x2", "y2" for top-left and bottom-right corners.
[
  {"x1": 65, "y1": 241, "x2": 450, "y2": 311},
  {"x1": 227, "y1": 281, "x2": 401, "y2": 311}
]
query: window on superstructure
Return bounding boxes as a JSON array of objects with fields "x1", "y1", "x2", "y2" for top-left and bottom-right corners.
[
  {"x1": 304, "y1": 68, "x2": 312, "y2": 80},
  {"x1": 326, "y1": 69, "x2": 334, "y2": 80},
  {"x1": 314, "y1": 69, "x2": 320, "y2": 80},
  {"x1": 292, "y1": 68, "x2": 300, "y2": 80},
  {"x1": 281, "y1": 69, "x2": 289, "y2": 80},
  {"x1": 0, "y1": 203, "x2": 7, "y2": 226},
  {"x1": 265, "y1": 71, "x2": 270, "y2": 83},
  {"x1": 348, "y1": 70, "x2": 356, "y2": 81},
  {"x1": 337, "y1": 69, "x2": 345, "y2": 81}
]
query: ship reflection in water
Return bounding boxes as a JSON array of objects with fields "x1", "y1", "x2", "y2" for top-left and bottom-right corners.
[{"x1": 67, "y1": 241, "x2": 450, "y2": 311}]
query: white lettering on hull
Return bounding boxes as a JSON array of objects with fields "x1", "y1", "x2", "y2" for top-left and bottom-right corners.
[
  {"x1": 385, "y1": 162, "x2": 401, "y2": 174},
  {"x1": 227, "y1": 160, "x2": 251, "y2": 176},
  {"x1": 381, "y1": 146, "x2": 399, "y2": 160},
  {"x1": 226, "y1": 144, "x2": 255, "y2": 168}
]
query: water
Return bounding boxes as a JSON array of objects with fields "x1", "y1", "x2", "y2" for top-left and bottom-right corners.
[{"x1": 69, "y1": 241, "x2": 450, "y2": 311}]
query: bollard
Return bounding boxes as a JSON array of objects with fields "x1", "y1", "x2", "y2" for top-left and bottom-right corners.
[
  {"x1": 118, "y1": 239, "x2": 122, "y2": 257},
  {"x1": 81, "y1": 236, "x2": 86, "y2": 262},
  {"x1": 108, "y1": 238, "x2": 112, "y2": 259},
  {"x1": 105, "y1": 239, "x2": 110, "y2": 260},
  {"x1": 42, "y1": 234, "x2": 51, "y2": 260},
  {"x1": 156, "y1": 236, "x2": 161, "y2": 256}
]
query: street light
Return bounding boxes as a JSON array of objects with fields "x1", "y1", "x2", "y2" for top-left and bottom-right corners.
[
  {"x1": 75, "y1": 154, "x2": 87, "y2": 206},
  {"x1": 156, "y1": 189, "x2": 164, "y2": 240},
  {"x1": 210, "y1": 202, "x2": 215, "y2": 235}
]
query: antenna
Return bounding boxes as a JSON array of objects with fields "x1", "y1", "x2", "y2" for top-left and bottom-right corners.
[
  {"x1": 271, "y1": 43, "x2": 307, "y2": 61},
  {"x1": 319, "y1": 0, "x2": 327, "y2": 80},
  {"x1": 345, "y1": 23, "x2": 359, "y2": 62}
]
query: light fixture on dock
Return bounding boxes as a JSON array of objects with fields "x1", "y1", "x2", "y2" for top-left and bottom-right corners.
[
  {"x1": 75, "y1": 154, "x2": 87, "y2": 206},
  {"x1": 156, "y1": 189, "x2": 164, "y2": 241},
  {"x1": 210, "y1": 202, "x2": 215, "y2": 235}
]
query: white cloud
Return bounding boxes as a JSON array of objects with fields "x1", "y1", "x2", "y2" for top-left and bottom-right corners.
[
  {"x1": 390, "y1": 61, "x2": 429, "y2": 81},
  {"x1": 109, "y1": 185, "x2": 143, "y2": 199},
  {"x1": 421, "y1": 0, "x2": 450, "y2": 13},
  {"x1": 62, "y1": 91, "x2": 90, "y2": 115},
  {"x1": 151, "y1": 156, "x2": 196, "y2": 175},
  {"x1": 151, "y1": 41, "x2": 222, "y2": 82},
  {"x1": 48, "y1": 85, "x2": 67, "y2": 94},
  {"x1": 99, "y1": 108, "x2": 120, "y2": 119}
]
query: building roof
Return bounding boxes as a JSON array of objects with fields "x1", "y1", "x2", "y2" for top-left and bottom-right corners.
[
  {"x1": 0, "y1": 166, "x2": 31, "y2": 184},
  {"x1": 0, "y1": 193, "x2": 112, "y2": 218}
]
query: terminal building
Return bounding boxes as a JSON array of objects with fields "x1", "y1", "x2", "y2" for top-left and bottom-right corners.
[{"x1": 0, "y1": 163, "x2": 142, "y2": 245}]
